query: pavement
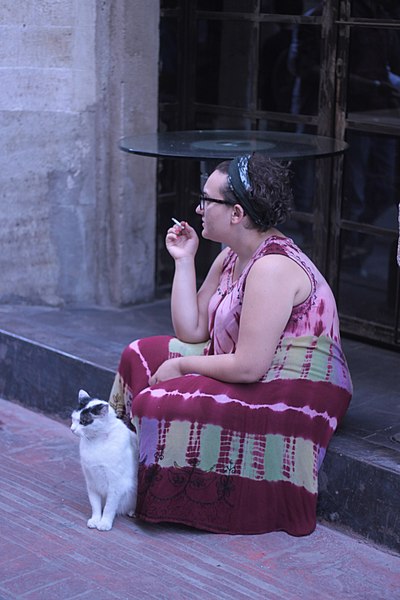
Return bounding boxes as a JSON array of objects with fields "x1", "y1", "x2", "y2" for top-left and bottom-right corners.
[
  {"x1": 0, "y1": 302, "x2": 399, "y2": 553},
  {"x1": 0, "y1": 396, "x2": 399, "y2": 600}
]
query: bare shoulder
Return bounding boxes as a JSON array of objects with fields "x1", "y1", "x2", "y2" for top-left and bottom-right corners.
[
  {"x1": 248, "y1": 252, "x2": 303, "y2": 278},
  {"x1": 246, "y1": 253, "x2": 311, "y2": 303},
  {"x1": 215, "y1": 245, "x2": 231, "y2": 266}
]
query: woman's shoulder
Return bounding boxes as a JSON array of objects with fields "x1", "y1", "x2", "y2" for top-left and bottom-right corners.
[
  {"x1": 248, "y1": 248, "x2": 308, "y2": 283},
  {"x1": 205, "y1": 246, "x2": 235, "y2": 285},
  {"x1": 258, "y1": 236, "x2": 317, "y2": 272},
  {"x1": 259, "y1": 235, "x2": 299, "y2": 256},
  {"x1": 220, "y1": 245, "x2": 236, "y2": 269},
  {"x1": 208, "y1": 246, "x2": 232, "y2": 270},
  {"x1": 250, "y1": 235, "x2": 318, "y2": 298}
]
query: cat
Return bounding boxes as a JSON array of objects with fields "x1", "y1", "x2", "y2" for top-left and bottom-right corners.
[{"x1": 71, "y1": 389, "x2": 138, "y2": 531}]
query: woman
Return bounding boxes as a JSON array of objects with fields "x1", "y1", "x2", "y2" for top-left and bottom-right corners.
[{"x1": 109, "y1": 153, "x2": 352, "y2": 536}]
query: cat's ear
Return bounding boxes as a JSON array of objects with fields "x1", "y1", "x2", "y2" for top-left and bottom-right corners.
[{"x1": 78, "y1": 389, "x2": 91, "y2": 407}]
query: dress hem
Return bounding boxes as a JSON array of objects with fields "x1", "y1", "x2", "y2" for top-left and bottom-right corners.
[{"x1": 134, "y1": 512, "x2": 316, "y2": 537}]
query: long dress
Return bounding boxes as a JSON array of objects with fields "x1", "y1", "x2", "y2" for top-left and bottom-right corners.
[{"x1": 109, "y1": 236, "x2": 352, "y2": 535}]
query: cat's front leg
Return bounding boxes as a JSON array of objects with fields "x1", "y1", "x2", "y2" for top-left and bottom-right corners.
[
  {"x1": 87, "y1": 490, "x2": 103, "y2": 528},
  {"x1": 96, "y1": 493, "x2": 119, "y2": 531}
]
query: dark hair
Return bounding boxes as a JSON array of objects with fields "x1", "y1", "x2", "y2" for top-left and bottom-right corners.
[{"x1": 216, "y1": 153, "x2": 293, "y2": 232}]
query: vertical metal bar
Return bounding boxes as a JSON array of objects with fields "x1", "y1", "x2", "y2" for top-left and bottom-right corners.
[
  {"x1": 327, "y1": 0, "x2": 350, "y2": 292},
  {"x1": 329, "y1": 0, "x2": 350, "y2": 295},
  {"x1": 250, "y1": 0, "x2": 261, "y2": 129},
  {"x1": 179, "y1": 1, "x2": 196, "y2": 129},
  {"x1": 313, "y1": 0, "x2": 339, "y2": 273},
  {"x1": 318, "y1": 0, "x2": 338, "y2": 138},
  {"x1": 395, "y1": 268, "x2": 400, "y2": 344},
  {"x1": 176, "y1": 2, "x2": 197, "y2": 219}
]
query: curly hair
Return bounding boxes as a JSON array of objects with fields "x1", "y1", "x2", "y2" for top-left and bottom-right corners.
[{"x1": 216, "y1": 153, "x2": 293, "y2": 232}]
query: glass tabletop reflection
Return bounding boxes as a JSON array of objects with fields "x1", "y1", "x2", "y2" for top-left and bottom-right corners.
[{"x1": 119, "y1": 130, "x2": 348, "y2": 161}]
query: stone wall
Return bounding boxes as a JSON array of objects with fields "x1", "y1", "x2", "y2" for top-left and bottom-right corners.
[{"x1": 0, "y1": 0, "x2": 159, "y2": 306}]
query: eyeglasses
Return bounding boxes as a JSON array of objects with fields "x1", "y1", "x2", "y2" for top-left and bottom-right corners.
[{"x1": 198, "y1": 194, "x2": 234, "y2": 211}]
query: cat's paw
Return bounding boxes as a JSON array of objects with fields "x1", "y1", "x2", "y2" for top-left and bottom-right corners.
[
  {"x1": 87, "y1": 517, "x2": 101, "y2": 528},
  {"x1": 96, "y1": 518, "x2": 113, "y2": 531},
  {"x1": 127, "y1": 510, "x2": 136, "y2": 518}
]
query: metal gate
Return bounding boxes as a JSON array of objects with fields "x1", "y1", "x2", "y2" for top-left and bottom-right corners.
[{"x1": 157, "y1": 0, "x2": 400, "y2": 348}]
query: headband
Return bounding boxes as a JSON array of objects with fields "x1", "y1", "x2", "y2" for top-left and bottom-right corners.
[{"x1": 227, "y1": 155, "x2": 263, "y2": 226}]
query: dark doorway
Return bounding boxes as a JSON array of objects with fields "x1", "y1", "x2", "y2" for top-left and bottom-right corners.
[{"x1": 157, "y1": 0, "x2": 400, "y2": 348}]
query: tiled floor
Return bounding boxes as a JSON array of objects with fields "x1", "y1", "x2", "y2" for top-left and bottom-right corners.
[{"x1": 0, "y1": 396, "x2": 399, "y2": 600}]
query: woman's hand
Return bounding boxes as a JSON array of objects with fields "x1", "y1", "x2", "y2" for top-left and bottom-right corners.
[
  {"x1": 149, "y1": 357, "x2": 184, "y2": 385},
  {"x1": 166, "y1": 221, "x2": 199, "y2": 261}
]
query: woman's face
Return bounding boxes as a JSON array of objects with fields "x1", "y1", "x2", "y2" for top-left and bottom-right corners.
[{"x1": 196, "y1": 169, "x2": 233, "y2": 242}]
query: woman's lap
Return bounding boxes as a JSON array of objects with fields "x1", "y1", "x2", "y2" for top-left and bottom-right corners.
[{"x1": 109, "y1": 335, "x2": 350, "y2": 534}]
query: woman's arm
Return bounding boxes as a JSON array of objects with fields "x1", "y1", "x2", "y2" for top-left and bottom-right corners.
[
  {"x1": 167, "y1": 221, "x2": 229, "y2": 343},
  {"x1": 151, "y1": 254, "x2": 310, "y2": 384}
]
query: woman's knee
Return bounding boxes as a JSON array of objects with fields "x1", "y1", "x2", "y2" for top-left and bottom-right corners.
[{"x1": 119, "y1": 336, "x2": 173, "y2": 375}]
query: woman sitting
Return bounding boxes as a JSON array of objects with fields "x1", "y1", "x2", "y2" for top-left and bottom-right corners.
[{"x1": 110, "y1": 153, "x2": 352, "y2": 536}]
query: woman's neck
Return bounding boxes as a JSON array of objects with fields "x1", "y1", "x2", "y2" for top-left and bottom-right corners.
[{"x1": 231, "y1": 227, "x2": 283, "y2": 263}]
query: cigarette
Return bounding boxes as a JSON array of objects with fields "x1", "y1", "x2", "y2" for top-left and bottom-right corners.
[{"x1": 171, "y1": 217, "x2": 184, "y2": 229}]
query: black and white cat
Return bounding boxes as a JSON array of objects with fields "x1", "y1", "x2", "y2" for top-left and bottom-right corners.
[{"x1": 71, "y1": 389, "x2": 138, "y2": 531}]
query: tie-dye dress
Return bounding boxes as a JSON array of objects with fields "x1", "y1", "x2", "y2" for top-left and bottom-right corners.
[{"x1": 109, "y1": 236, "x2": 352, "y2": 535}]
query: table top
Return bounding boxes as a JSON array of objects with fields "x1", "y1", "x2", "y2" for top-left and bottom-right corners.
[{"x1": 119, "y1": 130, "x2": 348, "y2": 161}]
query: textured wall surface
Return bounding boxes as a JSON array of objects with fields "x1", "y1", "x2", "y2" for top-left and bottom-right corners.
[{"x1": 0, "y1": 0, "x2": 159, "y2": 306}]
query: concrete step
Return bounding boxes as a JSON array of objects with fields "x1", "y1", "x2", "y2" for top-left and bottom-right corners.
[{"x1": 0, "y1": 302, "x2": 399, "y2": 554}]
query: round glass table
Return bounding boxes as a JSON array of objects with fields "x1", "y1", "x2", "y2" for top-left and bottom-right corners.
[{"x1": 119, "y1": 130, "x2": 348, "y2": 161}]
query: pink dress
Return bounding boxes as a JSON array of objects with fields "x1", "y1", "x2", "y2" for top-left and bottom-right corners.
[{"x1": 110, "y1": 236, "x2": 352, "y2": 535}]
